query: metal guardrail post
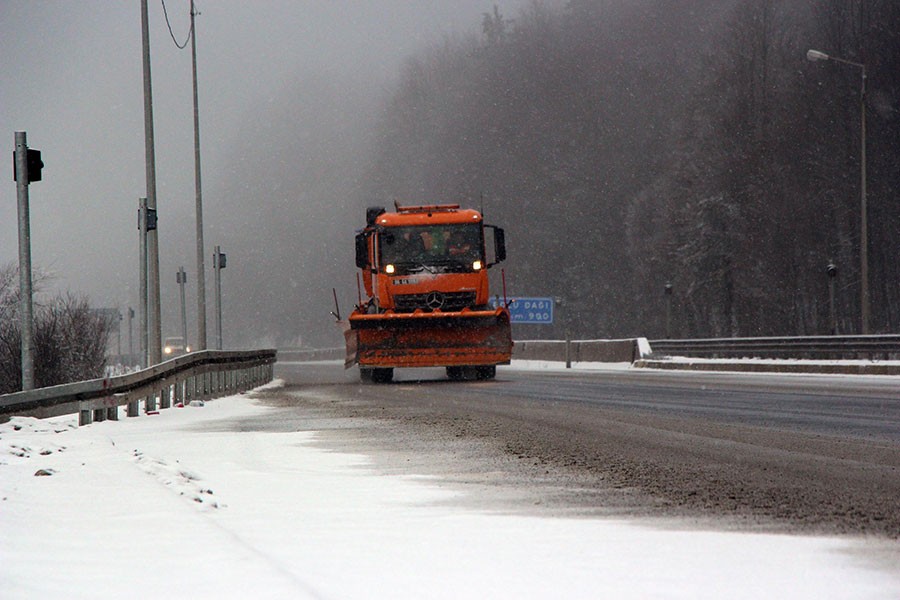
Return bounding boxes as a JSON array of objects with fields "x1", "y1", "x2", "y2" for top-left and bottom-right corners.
[
  {"x1": 160, "y1": 382, "x2": 170, "y2": 409},
  {"x1": 127, "y1": 395, "x2": 140, "y2": 417},
  {"x1": 79, "y1": 405, "x2": 92, "y2": 426}
]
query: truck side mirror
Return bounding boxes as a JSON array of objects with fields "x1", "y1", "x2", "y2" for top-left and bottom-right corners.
[
  {"x1": 355, "y1": 233, "x2": 369, "y2": 269},
  {"x1": 494, "y1": 227, "x2": 506, "y2": 263},
  {"x1": 485, "y1": 225, "x2": 506, "y2": 266}
]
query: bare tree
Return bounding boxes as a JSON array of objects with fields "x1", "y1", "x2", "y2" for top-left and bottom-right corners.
[{"x1": 0, "y1": 263, "x2": 113, "y2": 394}]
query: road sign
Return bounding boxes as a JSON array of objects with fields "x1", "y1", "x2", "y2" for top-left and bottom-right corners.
[{"x1": 490, "y1": 296, "x2": 554, "y2": 324}]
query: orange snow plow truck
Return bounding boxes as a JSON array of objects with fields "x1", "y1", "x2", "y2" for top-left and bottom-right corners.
[{"x1": 345, "y1": 203, "x2": 512, "y2": 383}]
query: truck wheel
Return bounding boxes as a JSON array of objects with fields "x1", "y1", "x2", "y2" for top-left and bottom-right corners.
[
  {"x1": 446, "y1": 366, "x2": 464, "y2": 380},
  {"x1": 372, "y1": 368, "x2": 394, "y2": 383},
  {"x1": 475, "y1": 365, "x2": 496, "y2": 380},
  {"x1": 359, "y1": 368, "x2": 374, "y2": 382}
]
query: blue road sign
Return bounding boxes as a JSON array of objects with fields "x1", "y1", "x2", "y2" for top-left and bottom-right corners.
[{"x1": 490, "y1": 296, "x2": 554, "y2": 324}]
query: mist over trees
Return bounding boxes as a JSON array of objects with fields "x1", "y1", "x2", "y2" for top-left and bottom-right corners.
[{"x1": 360, "y1": 0, "x2": 900, "y2": 339}]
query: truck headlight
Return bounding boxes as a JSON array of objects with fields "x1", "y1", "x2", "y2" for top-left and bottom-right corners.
[
  {"x1": 385, "y1": 264, "x2": 395, "y2": 274},
  {"x1": 472, "y1": 260, "x2": 482, "y2": 271}
]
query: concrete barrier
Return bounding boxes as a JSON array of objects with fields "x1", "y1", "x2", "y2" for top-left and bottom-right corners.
[{"x1": 513, "y1": 338, "x2": 650, "y2": 363}]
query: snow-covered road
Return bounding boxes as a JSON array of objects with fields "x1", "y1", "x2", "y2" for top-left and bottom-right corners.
[{"x1": 2, "y1": 380, "x2": 898, "y2": 599}]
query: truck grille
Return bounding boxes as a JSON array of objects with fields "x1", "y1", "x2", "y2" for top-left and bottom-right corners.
[{"x1": 394, "y1": 291, "x2": 477, "y2": 312}]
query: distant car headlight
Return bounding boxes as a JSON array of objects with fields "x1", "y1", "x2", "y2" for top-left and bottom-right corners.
[
  {"x1": 164, "y1": 346, "x2": 173, "y2": 354},
  {"x1": 185, "y1": 346, "x2": 191, "y2": 353}
]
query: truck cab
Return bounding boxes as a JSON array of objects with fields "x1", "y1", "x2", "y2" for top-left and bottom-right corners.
[{"x1": 355, "y1": 204, "x2": 506, "y2": 314}]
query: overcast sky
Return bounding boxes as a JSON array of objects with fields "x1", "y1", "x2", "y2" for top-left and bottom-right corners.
[{"x1": 1, "y1": 1, "x2": 530, "y2": 345}]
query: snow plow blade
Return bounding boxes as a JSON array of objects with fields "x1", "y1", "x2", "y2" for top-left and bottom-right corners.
[{"x1": 348, "y1": 308, "x2": 512, "y2": 368}]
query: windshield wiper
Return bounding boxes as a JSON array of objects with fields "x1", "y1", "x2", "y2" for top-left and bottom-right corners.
[{"x1": 393, "y1": 261, "x2": 436, "y2": 274}]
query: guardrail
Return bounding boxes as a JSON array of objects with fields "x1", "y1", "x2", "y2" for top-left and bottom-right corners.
[
  {"x1": 648, "y1": 335, "x2": 900, "y2": 361},
  {"x1": 0, "y1": 349, "x2": 277, "y2": 426},
  {"x1": 277, "y1": 347, "x2": 344, "y2": 362}
]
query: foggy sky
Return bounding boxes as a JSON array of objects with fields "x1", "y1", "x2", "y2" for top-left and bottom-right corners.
[{"x1": 1, "y1": 1, "x2": 531, "y2": 348}]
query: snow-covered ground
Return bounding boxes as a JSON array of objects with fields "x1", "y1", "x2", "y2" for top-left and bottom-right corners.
[{"x1": 2, "y1": 380, "x2": 899, "y2": 599}]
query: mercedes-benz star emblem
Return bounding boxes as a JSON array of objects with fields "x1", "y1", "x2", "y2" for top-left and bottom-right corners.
[{"x1": 425, "y1": 291, "x2": 445, "y2": 310}]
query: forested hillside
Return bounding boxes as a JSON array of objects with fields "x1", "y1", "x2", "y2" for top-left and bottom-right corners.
[{"x1": 361, "y1": 0, "x2": 900, "y2": 339}]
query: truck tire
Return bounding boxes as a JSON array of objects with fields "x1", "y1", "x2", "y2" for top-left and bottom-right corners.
[
  {"x1": 361, "y1": 367, "x2": 393, "y2": 383},
  {"x1": 475, "y1": 365, "x2": 496, "y2": 380},
  {"x1": 372, "y1": 368, "x2": 393, "y2": 383},
  {"x1": 446, "y1": 366, "x2": 465, "y2": 380}
]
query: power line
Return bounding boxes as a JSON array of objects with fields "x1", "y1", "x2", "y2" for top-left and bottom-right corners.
[{"x1": 161, "y1": 0, "x2": 193, "y2": 49}]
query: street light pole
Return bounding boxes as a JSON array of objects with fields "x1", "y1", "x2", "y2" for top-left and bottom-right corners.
[
  {"x1": 138, "y1": 197, "x2": 148, "y2": 369},
  {"x1": 190, "y1": 0, "x2": 208, "y2": 351},
  {"x1": 141, "y1": 0, "x2": 162, "y2": 362},
  {"x1": 14, "y1": 132, "x2": 35, "y2": 390},
  {"x1": 807, "y1": 49, "x2": 869, "y2": 334},
  {"x1": 213, "y1": 246, "x2": 226, "y2": 350},
  {"x1": 826, "y1": 262, "x2": 838, "y2": 335},
  {"x1": 664, "y1": 282, "x2": 674, "y2": 339},
  {"x1": 177, "y1": 267, "x2": 188, "y2": 350},
  {"x1": 127, "y1": 307, "x2": 134, "y2": 358}
]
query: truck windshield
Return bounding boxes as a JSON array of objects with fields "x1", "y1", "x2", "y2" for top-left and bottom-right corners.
[{"x1": 380, "y1": 223, "x2": 483, "y2": 267}]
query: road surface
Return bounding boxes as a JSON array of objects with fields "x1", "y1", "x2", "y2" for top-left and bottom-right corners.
[{"x1": 267, "y1": 361, "x2": 900, "y2": 537}]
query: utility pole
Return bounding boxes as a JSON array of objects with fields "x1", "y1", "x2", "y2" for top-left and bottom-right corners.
[
  {"x1": 141, "y1": 0, "x2": 162, "y2": 363},
  {"x1": 177, "y1": 267, "x2": 188, "y2": 350},
  {"x1": 13, "y1": 131, "x2": 40, "y2": 391},
  {"x1": 190, "y1": 0, "x2": 208, "y2": 350}
]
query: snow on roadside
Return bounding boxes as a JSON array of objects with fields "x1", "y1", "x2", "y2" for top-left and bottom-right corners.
[{"x1": 1, "y1": 385, "x2": 898, "y2": 599}]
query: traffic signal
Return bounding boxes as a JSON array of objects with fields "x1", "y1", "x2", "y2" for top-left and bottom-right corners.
[
  {"x1": 138, "y1": 207, "x2": 158, "y2": 231},
  {"x1": 12, "y1": 148, "x2": 43, "y2": 183}
]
